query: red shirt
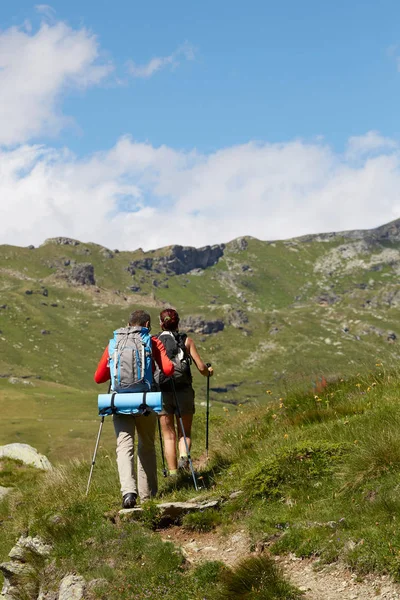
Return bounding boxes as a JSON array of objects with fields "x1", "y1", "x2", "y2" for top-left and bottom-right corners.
[{"x1": 94, "y1": 336, "x2": 174, "y2": 384}]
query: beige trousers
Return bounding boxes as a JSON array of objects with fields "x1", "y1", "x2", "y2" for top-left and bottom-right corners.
[{"x1": 113, "y1": 412, "x2": 158, "y2": 501}]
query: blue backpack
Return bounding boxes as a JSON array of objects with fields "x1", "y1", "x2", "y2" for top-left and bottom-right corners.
[{"x1": 108, "y1": 326, "x2": 153, "y2": 393}]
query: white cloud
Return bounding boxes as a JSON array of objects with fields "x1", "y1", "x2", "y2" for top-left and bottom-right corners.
[
  {"x1": 346, "y1": 131, "x2": 398, "y2": 159},
  {"x1": 1, "y1": 132, "x2": 400, "y2": 251},
  {"x1": 127, "y1": 42, "x2": 195, "y2": 78},
  {"x1": 35, "y1": 4, "x2": 56, "y2": 20},
  {"x1": 0, "y1": 20, "x2": 112, "y2": 146}
]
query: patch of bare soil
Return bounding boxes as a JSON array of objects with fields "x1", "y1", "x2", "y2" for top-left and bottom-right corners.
[
  {"x1": 162, "y1": 526, "x2": 400, "y2": 599},
  {"x1": 279, "y1": 554, "x2": 400, "y2": 600},
  {"x1": 160, "y1": 526, "x2": 250, "y2": 568}
]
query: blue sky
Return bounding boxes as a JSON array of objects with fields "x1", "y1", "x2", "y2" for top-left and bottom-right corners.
[
  {"x1": 3, "y1": 0, "x2": 400, "y2": 155},
  {"x1": 1, "y1": 1, "x2": 400, "y2": 249}
]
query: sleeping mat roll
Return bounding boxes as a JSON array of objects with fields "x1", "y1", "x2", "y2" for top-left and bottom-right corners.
[{"x1": 98, "y1": 392, "x2": 163, "y2": 416}]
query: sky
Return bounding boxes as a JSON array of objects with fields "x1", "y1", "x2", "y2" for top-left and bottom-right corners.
[{"x1": 1, "y1": 1, "x2": 400, "y2": 250}]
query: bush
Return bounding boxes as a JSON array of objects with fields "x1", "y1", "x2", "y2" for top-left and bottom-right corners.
[
  {"x1": 245, "y1": 441, "x2": 348, "y2": 499},
  {"x1": 218, "y1": 555, "x2": 302, "y2": 599},
  {"x1": 182, "y1": 509, "x2": 222, "y2": 533}
]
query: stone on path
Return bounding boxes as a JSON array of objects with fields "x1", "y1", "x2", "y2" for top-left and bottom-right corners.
[
  {"x1": 120, "y1": 500, "x2": 219, "y2": 520},
  {"x1": 0, "y1": 443, "x2": 52, "y2": 470},
  {"x1": 58, "y1": 575, "x2": 86, "y2": 600}
]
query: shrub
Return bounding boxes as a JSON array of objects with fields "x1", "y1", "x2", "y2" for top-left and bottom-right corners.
[
  {"x1": 182, "y1": 509, "x2": 222, "y2": 533},
  {"x1": 245, "y1": 441, "x2": 348, "y2": 499},
  {"x1": 218, "y1": 555, "x2": 302, "y2": 599}
]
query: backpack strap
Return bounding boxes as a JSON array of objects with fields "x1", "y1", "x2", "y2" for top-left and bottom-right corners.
[{"x1": 138, "y1": 391, "x2": 151, "y2": 417}]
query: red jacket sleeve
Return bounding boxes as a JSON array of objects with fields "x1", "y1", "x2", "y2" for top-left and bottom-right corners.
[
  {"x1": 94, "y1": 346, "x2": 110, "y2": 384},
  {"x1": 152, "y1": 337, "x2": 174, "y2": 377}
]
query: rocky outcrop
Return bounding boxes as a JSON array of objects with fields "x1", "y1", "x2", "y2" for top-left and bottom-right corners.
[
  {"x1": 226, "y1": 237, "x2": 249, "y2": 253},
  {"x1": 0, "y1": 443, "x2": 52, "y2": 470},
  {"x1": 0, "y1": 536, "x2": 52, "y2": 600},
  {"x1": 42, "y1": 238, "x2": 80, "y2": 246},
  {"x1": 180, "y1": 316, "x2": 225, "y2": 335},
  {"x1": 128, "y1": 244, "x2": 224, "y2": 275},
  {"x1": 68, "y1": 263, "x2": 95, "y2": 286},
  {"x1": 295, "y1": 217, "x2": 400, "y2": 244}
]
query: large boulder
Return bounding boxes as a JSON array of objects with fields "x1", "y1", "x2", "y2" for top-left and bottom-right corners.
[{"x1": 0, "y1": 443, "x2": 52, "y2": 470}]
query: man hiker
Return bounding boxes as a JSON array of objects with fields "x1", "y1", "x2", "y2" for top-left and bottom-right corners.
[{"x1": 94, "y1": 310, "x2": 174, "y2": 508}]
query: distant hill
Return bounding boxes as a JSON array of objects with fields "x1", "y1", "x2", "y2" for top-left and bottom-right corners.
[{"x1": 1, "y1": 219, "x2": 400, "y2": 405}]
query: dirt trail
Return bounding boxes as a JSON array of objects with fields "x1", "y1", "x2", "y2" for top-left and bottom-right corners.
[{"x1": 161, "y1": 527, "x2": 400, "y2": 600}]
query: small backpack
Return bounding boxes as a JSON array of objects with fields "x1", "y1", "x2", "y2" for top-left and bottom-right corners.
[
  {"x1": 108, "y1": 326, "x2": 153, "y2": 393},
  {"x1": 156, "y1": 331, "x2": 192, "y2": 389}
]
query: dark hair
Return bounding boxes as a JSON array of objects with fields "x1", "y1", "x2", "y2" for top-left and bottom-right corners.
[
  {"x1": 129, "y1": 310, "x2": 151, "y2": 327},
  {"x1": 159, "y1": 308, "x2": 180, "y2": 331}
]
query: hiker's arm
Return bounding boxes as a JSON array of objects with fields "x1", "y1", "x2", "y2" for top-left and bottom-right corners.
[
  {"x1": 94, "y1": 346, "x2": 110, "y2": 384},
  {"x1": 186, "y1": 337, "x2": 213, "y2": 377},
  {"x1": 152, "y1": 337, "x2": 174, "y2": 377}
]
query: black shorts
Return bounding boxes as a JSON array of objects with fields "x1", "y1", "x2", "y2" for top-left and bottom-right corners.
[{"x1": 159, "y1": 386, "x2": 195, "y2": 416}]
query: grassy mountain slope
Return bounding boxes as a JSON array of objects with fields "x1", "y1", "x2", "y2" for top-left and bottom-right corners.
[
  {"x1": 2, "y1": 366, "x2": 400, "y2": 598},
  {"x1": 1, "y1": 221, "x2": 400, "y2": 457}
]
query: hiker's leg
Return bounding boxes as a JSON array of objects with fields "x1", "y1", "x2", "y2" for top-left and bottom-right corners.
[
  {"x1": 113, "y1": 414, "x2": 137, "y2": 496},
  {"x1": 136, "y1": 412, "x2": 158, "y2": 501},
  {"x1": 159, "y1": 414, "x2": 178, "y2": 471},
  {"x1": 176, "y1": 387, "x2": 195, "y2": 458},
  {"x1": 178, "y1": 414, "x2": 193, "y2": 457}
]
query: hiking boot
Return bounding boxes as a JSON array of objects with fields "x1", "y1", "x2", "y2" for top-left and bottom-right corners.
[
  {"x1": 122, "y1": 493, "x2": 137, "y2": 509},
  {"x1": 178, "y1": 456, "x2": 190, "y2": 471}
]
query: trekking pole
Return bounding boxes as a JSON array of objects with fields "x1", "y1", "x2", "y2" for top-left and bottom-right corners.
[
  {"x1": 158, "y1": 418, "x2": 168, "y2": 477},
  {"x1": 86, "y1": 382, "x2": 111, "y2": 497},
  {"x1": 85, "y1": 416, "x2": 105, "y2": 497},
  {"x1": 205, "y1": 363, "x2": 211, "y2": 459},
  {"x1": 171, "y1": 379, "x2": 199, "y2": 491}
]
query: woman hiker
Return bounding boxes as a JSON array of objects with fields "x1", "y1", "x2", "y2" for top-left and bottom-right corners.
[{"x1": 156, "y1": 308, "x2": 213, "y2": 476}]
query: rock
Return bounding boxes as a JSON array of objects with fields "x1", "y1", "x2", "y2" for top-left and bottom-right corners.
[
  {"x1": 8, "y1": 536, "x2": 52, "y2": 561},
  {"x1": 0, "y1": 443, "x2": 52, "y2": 470},
  {"x1": 180, "y1": 316, "x2": 224, "y2": 335},
  {"x1": 128, "y1": 244, "x2": 224, "y2": 276},
  {"x1": 43, "y1": 237, "x2": 80, "y2": 246},
  {"x1": 229, "y1": 491, "x2": 243, "y2": 499},
  {"x1": 100, "y1": 248, "x2": 114, "y2": 259},
  {"x1": 8, "y1": 377, "x2": 33, "y2": 385},
  {"x1": 128, "y1": 285, "x2": 141, "y2": 293},
  {"x1": 228, "y1": 309, "x2": 248, "y2": 328},
  {"x1": 227, "y1": 237, "x2": 249, "y2": 252},
  {"x1": 68, "y1": 263, "x2": 95, "y2": 286},
  {"x1": 0, "y1": 561, "x2": 37, "y2": 599},
  {"x1": 58, "y1": 575, "x2": 85, "y2": 600},
  {"x1": 0, "y1": 486, "x2": 12, "y2": 501},
  {"x1": 120, "y1": 500, "x2": 219, "y2": 521}
]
